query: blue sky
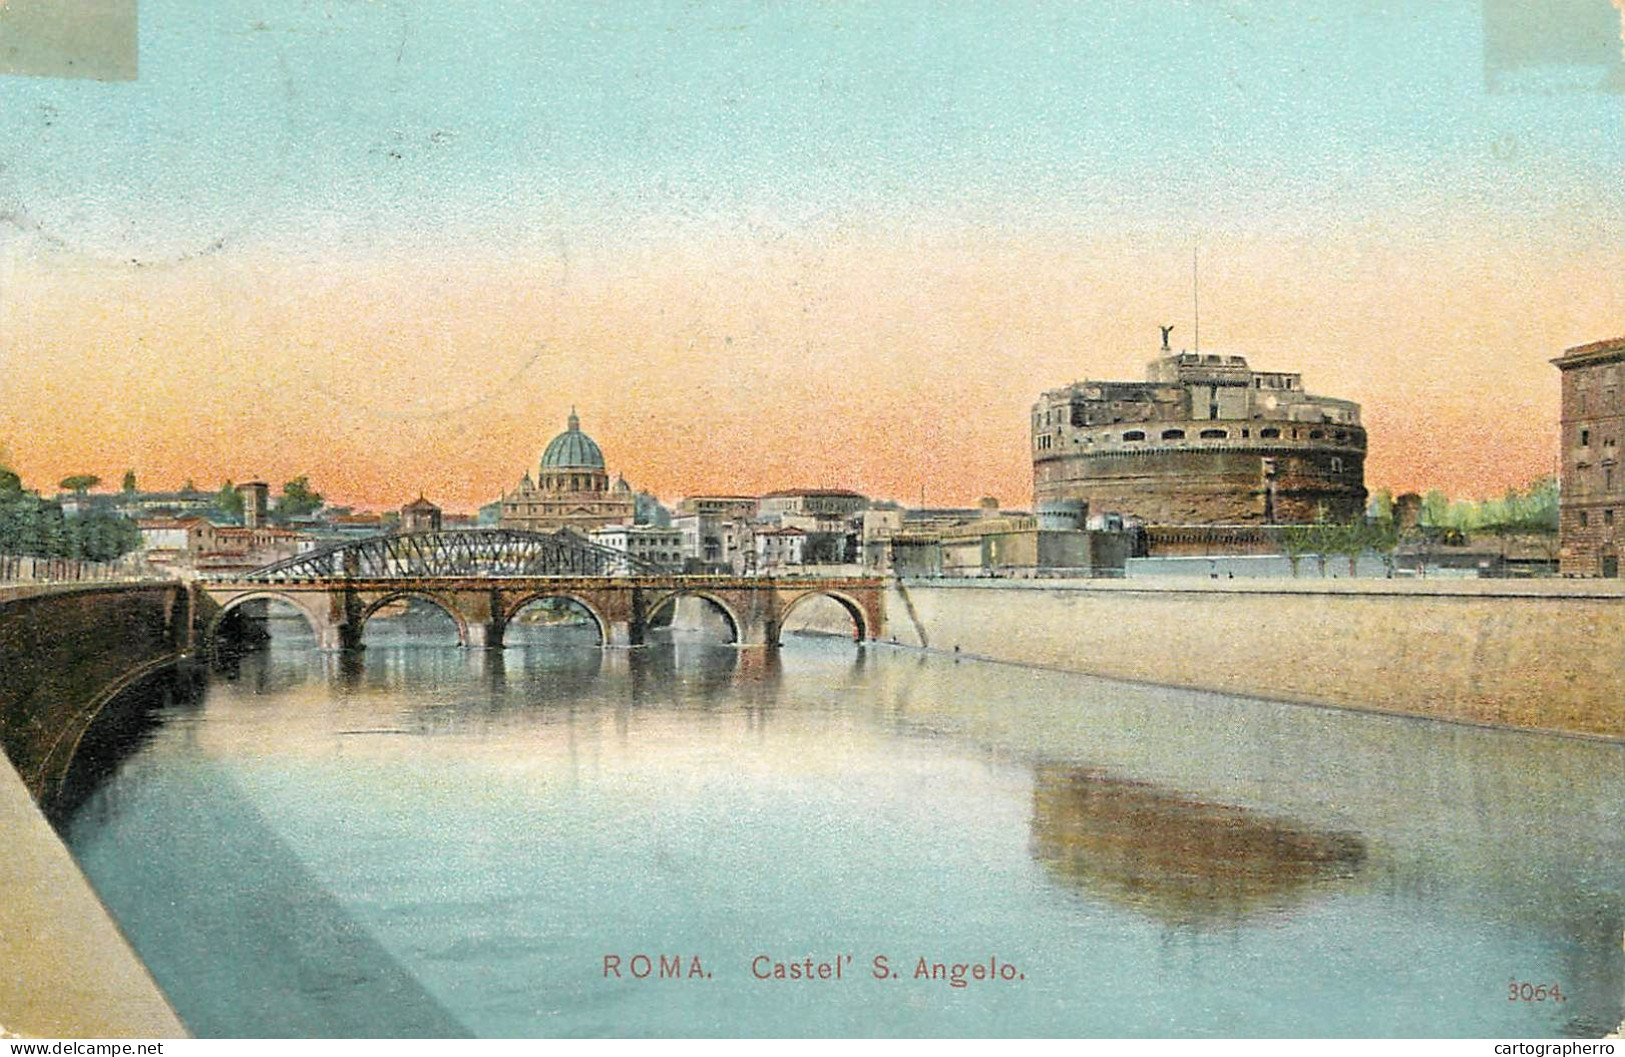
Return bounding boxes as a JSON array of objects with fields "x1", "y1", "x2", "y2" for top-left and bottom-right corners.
[{"x1": 2, "y1": 1, "x2": 1619, "y2": 261}]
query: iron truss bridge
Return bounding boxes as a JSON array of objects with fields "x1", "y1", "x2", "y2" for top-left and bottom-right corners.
[{"x1": 238, "y1": 529, "x2": 664, "y2": 581}]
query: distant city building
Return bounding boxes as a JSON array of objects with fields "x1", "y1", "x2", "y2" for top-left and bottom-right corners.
[
  {"x1": 1552, "y1": 335, "x2": 1625, "y2": 577},
  {"x1": 137, "y1": 517, "x2": 216, "y2": 570},
  {"x1": 673, "y1": 512, "x2": 756, "y2": 572},
  {"x1": 757, "y1": 489, "x2": 869, "y2": 520},
  {"x1": 676, "y1": 497, "x2": 757, "y2": 523},
  {"x1": 400, "y1": 496, "x2": 442, "y2": 533},
  {"x1": 860, "y1": 503, "x2": 1031, "y2": 573},
  {"x1": 238, "y1": 482, "x2": 271, "y2": 529},
  {"x1": 1032, "y1": 337, "x2": 1367, "y2": 524},
  {"x1": 856, "y1": 502, "x2": 1127, "y2": 578},
  {"x1": 498, "y1": 410, "x2": 636, "y2": 535},
  {"x1": 588, "y1": 524, "x2": 683, "y2": 572},
  {"x1": 754, "y1": 526, "x2": 805, "y2": 573},
  {"x1": 326, "y1": 512, "x2": 388, "y2": 539},
  {"x1": 634, "y1": 490, "x2": 672, "y2": 528},
  {"x1": 120, "y1": 488, "x2": 216, "y2": 519},
  {"x1": 939, "y1": 515, "x2": 1130, "y2": 578},
  {"x1": 197, "y1": 525, "x2": 311, "y2": 575},
  {"x1": 677, "y1": 495, "x2": 760, "y2": 520},
  {"x1": 756, "y1": 489, "x2": 868, "y2": 564},
  {"x1": 57, "y1": 487, "x2": 216, "y2": 520},
  {"x1": 136, "y1": 516, "x2": 311, "y2": 577}
]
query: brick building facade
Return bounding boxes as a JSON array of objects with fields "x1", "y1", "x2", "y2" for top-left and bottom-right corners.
[{"x1": 1552, "y1": 336, "x2": 1625, "y2": 577}]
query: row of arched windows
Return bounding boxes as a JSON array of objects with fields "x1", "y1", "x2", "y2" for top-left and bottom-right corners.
[{"x1": 1102, "y1": 426, "x2": 1354, "y2": 444}]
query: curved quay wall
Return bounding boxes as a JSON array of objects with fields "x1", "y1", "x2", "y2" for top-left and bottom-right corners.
[
  {"x1": 885, "y1": 577, "x2": 1625, "y2": 741},
  {"x1": 0, "y1": 583, "x2": 191, "y2": 1039}
]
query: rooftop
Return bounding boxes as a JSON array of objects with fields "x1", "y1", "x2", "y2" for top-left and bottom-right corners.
[
  {"x1": 760, "y1": 488, "x2": 866, "y2": 499},
  {"x1": 1552, "y1": 335, "x2": 1625, "y2": 368}
]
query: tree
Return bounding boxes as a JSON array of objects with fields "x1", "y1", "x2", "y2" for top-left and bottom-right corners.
[
  {"x1": 1280, "y1": 525, "x2": 1315, "y2": 578},
  {"x1": 1324, "y1": 521, "x2": 1368, "y2": 577},
  {"x1": 1303, "y1": 518, "x2": 1346, "y2": 577},
  {"x1": 1419, "y1": 489, "x2": 1453, "y2": 532},
  {"x1": 67, "y1": 511, "x2": 141, "y2": 562},
  {"x1": 276, "y1": 476, "x2": 324, "y2": 520},
  {"x1": 122, "y1": 469, "x2": 138, "y2": 493},
  {"x1": 59, "y1": 474, "x2": 101, "y2": 495},
  {"x1": 215, "y1": 480, "x2": 245, "y2": 519},
  {"x1": 1366, "y1": 488, "x2": 1394, "y2": 523},
  {"x1": 1364, "y1": 517, "x2": 1400, "y2": 577}
]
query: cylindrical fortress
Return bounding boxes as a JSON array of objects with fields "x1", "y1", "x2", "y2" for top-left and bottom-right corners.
[{"x1": 1032, "y1": 348, "x2": 1368, "y2": 524}]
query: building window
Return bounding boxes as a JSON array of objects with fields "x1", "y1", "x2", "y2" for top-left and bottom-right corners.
[
  {"x1": 1260, "y1": 428, "x2": 1280, "y2": 439},
  {"x1": 1309, "y1": 430, "x2": 1324, "y2": 440},
  {"x1": 1607, "y1": 509, "x2": 1616, "y2": 526},
  {"x1": 1161, "y1": 429, "x2": 1186, "y2": 440},
  {"x1": 1582, "y1": 429, "x2": 1591, "y2": 447},
  {"x1": 1331, "y1": 457, "x2": 1344, "y2": 473},
  {"x1": 1200, "y1": 428, "x2": 1227, "y2": 439},
  {"x1": 1580, "y1": 511, "x2": 1589, "y2": 527},
  {"x1": 1122, "y1": 430, "x2": 1145, "y2": 442}
]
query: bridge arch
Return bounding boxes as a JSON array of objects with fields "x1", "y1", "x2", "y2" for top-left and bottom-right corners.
[
  {"x1": 204, "y1": 590, "x2": 328, "y2": 652},
  {"x1": 502, "y1": 592, "x2": 609, "y2": 646},
  {"x1": 357, "y1": 591, "x2": 470, "y2": 647},
  {"x1": 778, "y1": 590, "x2": 869, "y2": 644},
  {"x1": 645, "y1": 590, "x2": 741, "y2": 645}
]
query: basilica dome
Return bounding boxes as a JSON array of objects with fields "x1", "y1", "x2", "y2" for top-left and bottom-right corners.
[{"x1": 540, "y1": 410, "x2": 606, "y2": 471}]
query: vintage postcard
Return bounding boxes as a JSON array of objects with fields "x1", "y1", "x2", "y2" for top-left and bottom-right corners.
[{"x1": 2, "y1": 0, "x2": 1623, "y2": 1042}]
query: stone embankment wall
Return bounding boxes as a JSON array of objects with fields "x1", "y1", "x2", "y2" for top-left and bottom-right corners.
[
  {"x1": 0, "y1": 583, "x2": 193, "y2": 796},
  {"x1": 885, "y1": 578, "x2": 1625, "y2": 740},
  {"x1": 0, "y1": 583, "x2": 192, "y2": 1037}
]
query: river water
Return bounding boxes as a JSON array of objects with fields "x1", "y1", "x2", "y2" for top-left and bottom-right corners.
[{"x1": 52, "y1": 619, "x2": 1625, "y2": 1038}]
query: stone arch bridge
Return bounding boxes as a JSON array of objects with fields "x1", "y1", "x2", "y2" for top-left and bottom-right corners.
[{"x1": 198, "y1": 529, "x2": 884, "y2": 651}]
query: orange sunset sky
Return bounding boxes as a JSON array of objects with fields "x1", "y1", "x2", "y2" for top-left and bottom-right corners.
[{"x1": 2, "y1": 3, "x2": 1621, "y2": 511}]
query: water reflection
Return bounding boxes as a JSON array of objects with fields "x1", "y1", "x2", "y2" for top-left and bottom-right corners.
[
  {"x1": 360, "y1": 597, "x2": 463, "y2": 648},
  {"x1": 47, "y1": 663, "x2": 206, "y2": 829},
  {"x1": 504, "y1": 597, "x2": 602, "y2": 647},
  {"x1": 48, "y1": 634, "x2": 1625, "y2": 1038},
  {"x1": 1029, "y1": 764, "x2": 1366, "y2": 930}
]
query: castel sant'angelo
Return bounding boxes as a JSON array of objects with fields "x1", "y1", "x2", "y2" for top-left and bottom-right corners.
[{"x1": 1032, "y1": 329, "x2": 1367, "y2": 525}]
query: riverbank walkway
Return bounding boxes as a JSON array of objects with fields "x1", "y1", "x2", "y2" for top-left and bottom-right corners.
[{"x1": 0, "y1": 755, "x2": 186, "y2": 1037}]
